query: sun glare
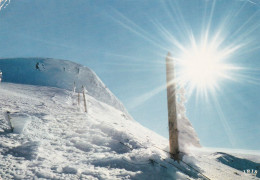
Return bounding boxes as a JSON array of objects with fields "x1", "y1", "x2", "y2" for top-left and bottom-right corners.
[
  {"x1": 176, "y1": 39, "x2": 240, "y2": 96},
  {"x1": 109, "y1": 0, "x2": 256, "y2": 100}
]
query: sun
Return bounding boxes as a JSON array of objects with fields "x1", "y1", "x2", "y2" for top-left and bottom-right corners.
[{"x1": 175, "y1": 38, "x2": 240, "y2": 96}]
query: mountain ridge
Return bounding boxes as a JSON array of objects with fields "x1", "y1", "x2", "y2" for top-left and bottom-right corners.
[{"x1": 0, "y1": 57, "x2": 130, "y2": 118}]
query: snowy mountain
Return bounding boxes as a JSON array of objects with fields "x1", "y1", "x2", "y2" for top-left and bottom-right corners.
[
  {"x1": 0, "y1": 59, "x2": 259, "y2": 179},
  {"x1": 0, "y1": 58, "x2": 201, "y2": 149},
  {"x1": 0, "y1": 58, "x2": 128, "y2": 116},
  {"x1": 0, "y1": 83, "x2": 185, "y2": 179}
]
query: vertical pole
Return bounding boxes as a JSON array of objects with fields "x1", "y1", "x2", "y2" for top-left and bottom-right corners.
[
  {"x1": 166, "y1": 52, "x2": 179, "y2": 160},
  {"x1": 82, "y1": 85, "x2": 87, "y2": 113},
  {"x1": 73, "y1": 81, "x2": 76, "y2": 93},
  {"x1": 78, "y1": 92, "x2": 80, "y2": 106},
  {"x1": 4, "y1": 111, "x2": 13, "y2": 132}
]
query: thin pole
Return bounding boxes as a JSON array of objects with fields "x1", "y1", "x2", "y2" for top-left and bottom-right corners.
[
  {"x1": 4, "y1": 111, "x2": 13, "y2": 132},
  {"x1": 73, "y1": 81, "x2": 76, "y2": 93},
  {"x1": 78, "y1": 92, "x2": 80, "y2": 106},
  {"x1": 82, "y1": 85, "x2": 87, "y2": 113},
  {"x1": 166, "y1": 52, "x2": 179, "y2": 160}
]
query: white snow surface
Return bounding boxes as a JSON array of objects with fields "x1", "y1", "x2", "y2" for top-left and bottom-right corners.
[{"x1": 0, "y1": 83, "x2": 260, "y2": 180}]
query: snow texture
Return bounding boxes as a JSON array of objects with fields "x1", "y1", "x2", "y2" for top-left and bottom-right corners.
[
  {"x1": 0, "y1": 83, "x2": 178, "y2": 179},
  {"x1": 0, "y1": 83, "x2": 259, "y2": 179}
]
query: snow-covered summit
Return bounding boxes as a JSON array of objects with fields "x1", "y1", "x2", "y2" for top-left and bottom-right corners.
[
  {"x1": 0, "y1": 58, "x2": 128, "y2": 116},
  {"x1": 0, "y1": 83, "x2": 170, "y2": 179}
]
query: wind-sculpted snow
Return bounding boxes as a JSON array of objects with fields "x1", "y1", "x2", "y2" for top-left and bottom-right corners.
[
  {"x1": 0, "y1": 83, "x2": 259, "y2": 179},
  {"x1": 0, "y1": 58, "x2": 129, "y2": 118}
]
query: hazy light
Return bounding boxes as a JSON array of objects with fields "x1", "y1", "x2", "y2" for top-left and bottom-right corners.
[{"x1": 176, "y1": 36, "x2": 242, "y2": 96}]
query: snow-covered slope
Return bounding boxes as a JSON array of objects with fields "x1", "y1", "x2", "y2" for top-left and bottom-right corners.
[
  {"x1": 0, "y1": 58, "x2": 201, "y2": 149},
  {"x1": 0, "y1": 83, "x2": 177, "y2": 179},
  {"x1": 0, "y1": 58, "x2": 127, "y2": 116},
  {"x1": 0, "y1": 83, "x2": 259, "y2": 179}
]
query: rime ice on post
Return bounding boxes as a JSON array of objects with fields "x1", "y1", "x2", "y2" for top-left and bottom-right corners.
[
  {"x1": 82, "y1": 85, "x2": 87, "y2": 113},
  {"x1": 4, "y1": 111, "x2": 13, "y2": 132},
  {"x1": 0, "y1": 71, "x2": 2, "y2": 82},
  {"x1": 78, "y1": 92, "x2": 80, "y2": 106},
  {"x1": 73, "y1": 81, "x2": 76, "y2": 93}
]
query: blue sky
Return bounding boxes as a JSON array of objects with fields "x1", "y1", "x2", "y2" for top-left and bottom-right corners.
[{"x1": 0, "y1": 0, "x2": 260, "y2": 150}]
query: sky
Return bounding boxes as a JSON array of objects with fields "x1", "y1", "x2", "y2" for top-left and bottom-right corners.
[{"x1": 0, "y1": 0, "x2": 260, "y2": 151}]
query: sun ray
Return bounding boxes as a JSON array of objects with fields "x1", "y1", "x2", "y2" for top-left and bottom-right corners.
[
  {"x1": 155, "y1": 22, "x2": 189, "y2": 54},
  {"x1": 128, "y1": 84, "x2": 167, "y2": 110},
  {"x1": 107, "y1": 8, "x2": 171, "y2": 52},
  {"x1": 212, "y1": 95, "x2": 237, "y2": 147},
  {"x1": 228, "y1": 10, "x2": 260, "y2": 43},
  {"x1": 202, "y1": 0, "x2": 216, "y2": 49}
]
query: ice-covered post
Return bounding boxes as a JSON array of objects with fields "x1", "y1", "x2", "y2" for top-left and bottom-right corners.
[
  {"x1": 166, "y1": 52, "x2": 179, "y2": 160},
  {"x1": 78, "y1": 92, "x2": 80, "y2": 106},
  {"x1": 82, "y1": 85, "x2": 87, "y2": 113},
  {"x1": 73, "y1": 81, "x2": 76, "y2": 93},
  {"x1": 4, "y1": 111, "x2": 13, "y2": 132},
  {"x1": 0, "y1": 71, "x2": 2, "y2": 82}
]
